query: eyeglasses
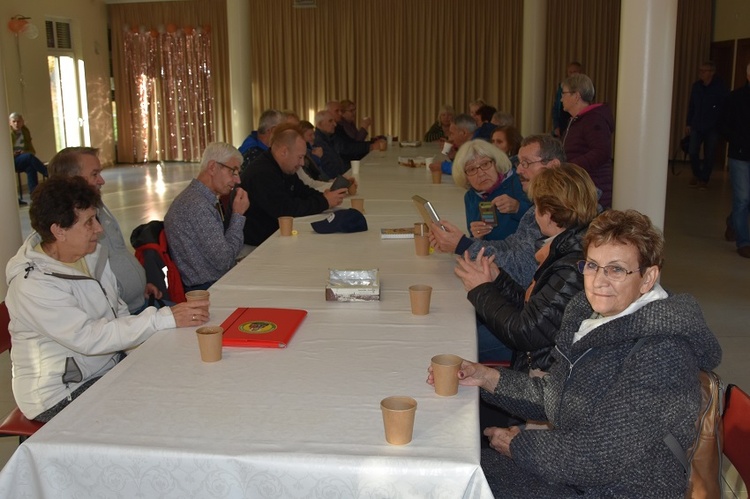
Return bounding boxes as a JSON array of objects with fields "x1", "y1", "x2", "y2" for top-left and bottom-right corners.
[
  {"x1": 517, "y1": 159, "x2": 547, "y2": 170},
  {"x1": 577, "y1": 260, "x2": 643, "y2": 282},
  {"x1": 217, "y1": 161, "x2": 240, "y2": 178},
  {"x1": 464, "y1": 158, "x2": 495, "y2": 176}
]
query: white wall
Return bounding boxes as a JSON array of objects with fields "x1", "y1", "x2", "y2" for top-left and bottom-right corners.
[{"x1": 1, "y1": 0, "x2": 113, "y2": 166}]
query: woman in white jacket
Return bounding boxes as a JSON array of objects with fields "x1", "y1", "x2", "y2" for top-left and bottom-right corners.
[{"x1": 5, "y1": 176, "x2": 210, "y2": 422}]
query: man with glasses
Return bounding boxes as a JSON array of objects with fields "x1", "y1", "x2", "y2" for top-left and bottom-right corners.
[
  {"x1": 430, "y1": 134, "x2": 566, "y2": 288},
  {"x1": 339, "y1": 99, "x2": 371, "y2": 141},
  {"x1": 165, "y1": 142, "x2": 250, "y2": 291}
]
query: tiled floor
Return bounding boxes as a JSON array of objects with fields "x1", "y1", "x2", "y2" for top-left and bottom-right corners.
[{"x1": 0, "y1": 160, "x2": 747, "y2": 497}]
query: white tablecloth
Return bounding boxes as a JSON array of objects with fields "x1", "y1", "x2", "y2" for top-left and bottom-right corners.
[{"x1": 0, "y1": 146, "x2": 493, "y2": 498}]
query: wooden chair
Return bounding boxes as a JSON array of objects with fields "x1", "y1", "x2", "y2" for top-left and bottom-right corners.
[
  {"x1": 723, "y1": 384, "x2": 750, "y2": 487},
  {"x1": 0, "y1": 302, "x2": 45, "y2": 443}
]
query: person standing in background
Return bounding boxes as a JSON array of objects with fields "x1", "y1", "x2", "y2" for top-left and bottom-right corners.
[
  {"x1": 551, "y1": 62, "x2": 582, "y2": 138},
  {"x1": 718, "y1": 62, "x2": 750, "y2": 258},
  {"x1": 685, "y1": 61, "x2": 729, "y2": 189}
]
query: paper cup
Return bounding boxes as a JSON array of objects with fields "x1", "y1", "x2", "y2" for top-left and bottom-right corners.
[
  {"x1": 381, "y1": 396, "x2": 417, "y2": 445},
  {"x1": 351, "y1": 160, "x2": 360, "y2": 175},
  {"x1": 413, "y1": 222, "x2": 429, "y2": 236},
  {"x1": 386, "y1": 135, "x2": 393, "y2": 147},
  {"x1": 278, "y1": 216, "x2": 293, "y2": 236},
  {"x1": 424, "y1": 157, "x2": 434, "y2": 169},
  {"x1": 196, "y1": 326, "x2": 223, "y2": 362},
  {"x1": 409, "y1": 284, "x2": 432, "y2": 315},
  {"x1": 351, "y1": 198, "x2": 365, "y2": 213},
  {"x1": 185, "y1": 290, "x2": 210, "y2": 302},
  {"x1": 379, "y1": 140, "x2": 387, "y2": 152},
  {"x1": 431, "y1": 170, "x2": 442, "y2": 184},
  {"x1": 441, "y1": 142, "x2": 452, "y2": 155},
  {"x1": 431, "y1": 354, "x2": 463, "y2": 396},
  {"x1": 414, "y1": 235, "x2": 430, "y2": 256}
]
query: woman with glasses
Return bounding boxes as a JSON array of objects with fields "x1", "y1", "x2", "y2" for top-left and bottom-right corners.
[
  {"x1": 434, "y1": 209, "x2": 722, "y2": 497},
  {"x1": 456, "y1": 164, "x2": 597, "y2": 365},
  {"x1": 452, "y1": 140, "x2": 531, "y2": 243}
]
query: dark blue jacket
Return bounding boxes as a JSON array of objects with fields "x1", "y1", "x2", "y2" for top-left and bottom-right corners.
[{"x1": 686, "y1": 78, "x2": 729, "y2": 132}]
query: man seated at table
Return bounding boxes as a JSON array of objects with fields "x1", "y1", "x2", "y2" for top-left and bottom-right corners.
[
  {"x1": 430, "y1": 134, "x2": 565, "y2": 288},
  {"x1": 49, "y1": 146, "x2": 160, "y2": 314},
  {"x1": 339, "y1": 99, "x2": 371, "y2": 141},
  {"x1": 242, "y1": 124, "x2": 347, "y2": 246},
  {"x1": 327, "y1": 100, "x2": 384, "y2": 163},
  {"x1": 429, "y1": 114, "x2": 477, "y2": 175},
  {"x1": 238, "y1": 109, "x2": 284, "y2": 170},
  {"x1": 314, "y1": 110, "x2": 350, "y2": 179},
  {"x1": 10, "y1": 112, "x2": 49, "y2": 204},
  {"x1": 165, "y1": 142, "x2": 250, "y2": 291}
]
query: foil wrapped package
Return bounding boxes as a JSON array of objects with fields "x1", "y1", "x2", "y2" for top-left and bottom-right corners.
[{"x1": 325, "y1": 269, "x2": 380, "y2": 302}]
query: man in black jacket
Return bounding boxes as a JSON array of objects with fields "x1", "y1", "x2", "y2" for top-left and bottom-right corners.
[
  {"x1": 718, "y1": 62, "x2": 750, "y2": 258},
  {"x1": 241, "y1": 125, "x2": 347, "y2": 246}
]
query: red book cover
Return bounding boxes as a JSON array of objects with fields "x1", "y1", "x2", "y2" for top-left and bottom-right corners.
[{"x1": 219, "y1": 308, "x2": 308, "y2": 348}]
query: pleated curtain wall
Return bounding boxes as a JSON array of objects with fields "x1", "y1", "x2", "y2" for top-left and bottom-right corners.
[{"x1": 107, "y1": 0, "x2": 711, "y2": 163}]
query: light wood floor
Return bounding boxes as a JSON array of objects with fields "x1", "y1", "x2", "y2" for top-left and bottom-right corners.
[{"x1": 1, "y1": 160, "x2": 747, "y2": 497}]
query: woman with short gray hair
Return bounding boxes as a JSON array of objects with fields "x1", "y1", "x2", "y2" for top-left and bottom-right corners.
[{"x1": 560, "y1": 73, "x2": 615, "y2": 209}]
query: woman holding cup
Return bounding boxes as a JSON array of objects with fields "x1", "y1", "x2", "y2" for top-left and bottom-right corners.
[
  {"x1": 452, "y1": 140, "x2": 531, "y2": 243},
  {"x1": 428, "y1": 209, "x2": 721, "y2": 497}
]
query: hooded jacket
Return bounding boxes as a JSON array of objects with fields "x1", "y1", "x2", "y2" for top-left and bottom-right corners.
[
  {"x1": 480, "y1": 291, "x2": 722, "y2": 498},
  {"x1": 563, "y1": 103, "x2": 614, "y2": 208},
  {"x1": 5, "y1": 233, "x2": 176, "y2": 419}
]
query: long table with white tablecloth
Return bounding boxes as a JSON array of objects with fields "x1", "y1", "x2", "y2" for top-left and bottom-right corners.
[{"x1": 0, "y1": 145, "x2": 494, "y2": 498}]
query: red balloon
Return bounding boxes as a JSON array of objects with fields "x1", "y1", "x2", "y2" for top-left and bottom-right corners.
[
  {"x1": 184, "y1": 25, "x2": 194, "y2": 35},
  {"x1": 202, "y1": 24, "x2": 211, "y2": 35},
  {"x1": 149, "y1": 28, "x2": 159, "y2": 38},
  {"x1": 166, "y1": 23, "x2": 177, "y2": 34},
  {"x1": 8, "y1": 18, "x2": 27, "y2": 34},
  {"x1": 130, "y1": 25, "x2": 139, "y2": 34}
]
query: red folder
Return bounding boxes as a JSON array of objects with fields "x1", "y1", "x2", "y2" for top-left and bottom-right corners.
[{"x1": 219, "y1": 308, "x2": 308, "y2": 348}]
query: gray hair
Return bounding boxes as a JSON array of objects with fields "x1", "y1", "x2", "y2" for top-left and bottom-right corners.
[
  {"x1": 438, "y1": 105, "x2": 455, "y2": 118},
  {"x1": 453, "y1": 113, "x2": 478, "y2": 133},
  {"x1": 48, "y1": 147, "x2": 100, "y2": 177},
  {"x1": 491, "y1": 111, "x2": 514, "y2": 127},
  {"x1": 563, "y1": 73, "x2": 595, "y2": 103},
  {"x1": 520, "y1": 134, "x2": 566, "y2": 163},
  {"x1": 258, "y1": 109, "x2": 284, "y2": 134},
  {"x1": 314, "y1": 110, "x2": 332, "y2": 126},
  {"x1": 9, "y1": 112, "x2": 22, "y2": 121},
  {"x1": 200, "y1": 142, "x2": 242, "y2": 172},
  {"x1": 452, "y1": 140, "x2": 512, "y2": 190}
]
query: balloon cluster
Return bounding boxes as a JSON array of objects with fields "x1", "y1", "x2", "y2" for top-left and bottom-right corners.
[{"x1": 7, "y1": 15, "x2": 38, "y2": 39}]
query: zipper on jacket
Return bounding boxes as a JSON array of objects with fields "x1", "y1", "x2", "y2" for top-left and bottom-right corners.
[
  {"x1": 48, "y1": 271, "x2": 118, "y2": 319},
  {"x1": 554, "y1": 344, "x2": 594, "y2": 381}
]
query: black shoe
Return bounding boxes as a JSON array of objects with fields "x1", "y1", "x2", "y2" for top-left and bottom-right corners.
[
  {"x1": 725, "y1": 217, "x2": 736, "y2": 242},
  {"x1": 738, "y1": 247, "x2": 750, "y2": 259},
  {"x1": 18, "y1": 199, "x2": 28, "y2": 206}
]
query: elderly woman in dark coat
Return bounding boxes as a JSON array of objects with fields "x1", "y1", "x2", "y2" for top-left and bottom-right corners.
[
  {"x1": 430, "y1": 209, "x2": 722, "y2": 498},
  {"x1": 561, "y1": 73, "x2": 615, "y2": 208}
]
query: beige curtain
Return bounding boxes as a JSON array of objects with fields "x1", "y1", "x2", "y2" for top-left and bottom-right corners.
[
  {"x1": 110, "y1": 0, "x2": 230, "y2": 163},
  {"x1": 544, "y1": 0, "x2": 622, "y2": 134},
  {"x1": 669, "y1": 0, "x2": 713, "y2": 159},
  {"x1": 247, "y1": 0, "x2": 523, "y2": 141}
]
